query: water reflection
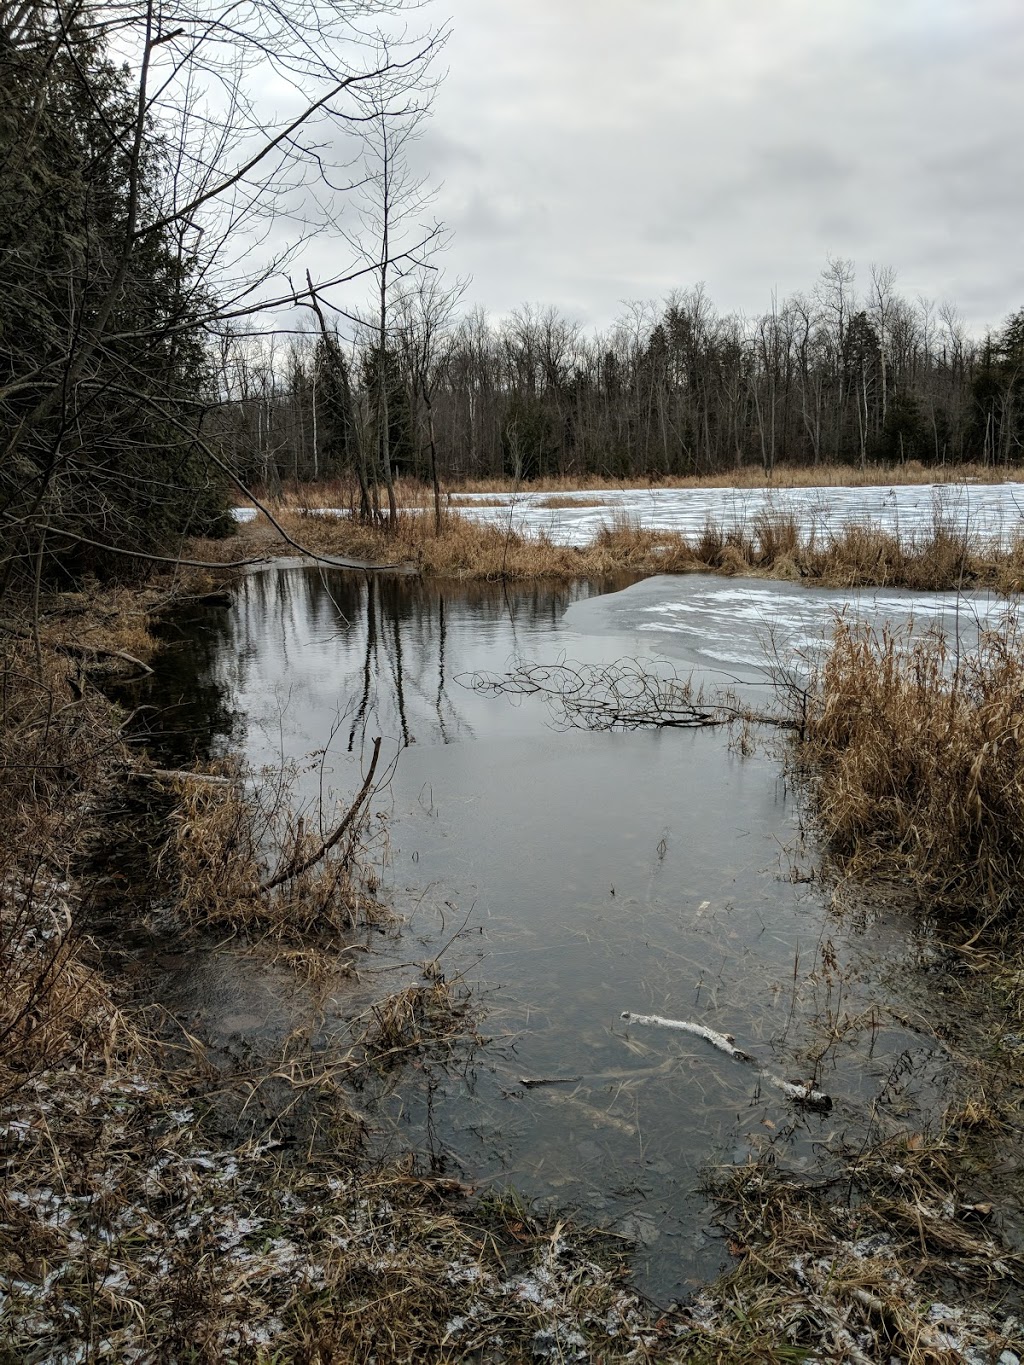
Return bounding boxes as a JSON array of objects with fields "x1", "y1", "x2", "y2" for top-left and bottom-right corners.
[
  {"x1": 132, "y1": 568, "x2": 961, "y2": 1304},
  {"x1": 133, "y1": 570, "x2": 635, "y2": 767}
]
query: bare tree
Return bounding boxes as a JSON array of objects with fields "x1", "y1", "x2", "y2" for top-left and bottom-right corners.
[
  {"x1": 1, "y1": 0, "x2": 447, "y2": 581},
  {"x1": 393, "y1": 269, "x2": 466, "y2": 532}
]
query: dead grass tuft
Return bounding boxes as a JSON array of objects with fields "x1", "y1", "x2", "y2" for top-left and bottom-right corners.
[
  {"x1": 800, "y1": 613, "x2": 1024, "y2": 934},
  {"x1": 354, "y1": 977, "x2": 473, "y2": 1069},
  {"x1": 169, "y1": 753, "x2": 390, "y2": 944}
]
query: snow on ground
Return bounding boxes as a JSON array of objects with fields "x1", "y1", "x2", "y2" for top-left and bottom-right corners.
[
  {"x1": 234, "y1": 482, "x2": 1024, "y2": 545},
  {"x1": 450, "y1": 482, "x2": 1024, "y2": 546}
]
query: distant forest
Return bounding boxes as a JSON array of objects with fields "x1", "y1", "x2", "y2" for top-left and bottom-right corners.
[
  {"x1": 5, "y1": 0, "x2": 1024, "y2": 600},
  {"x1": 218, "y1": 263, "x2": 1024, "y2": 490}
]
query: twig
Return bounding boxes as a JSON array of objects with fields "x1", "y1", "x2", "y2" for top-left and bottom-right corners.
[{"x1": 260, "y1": 737, "x2": 382, "y2": 893}]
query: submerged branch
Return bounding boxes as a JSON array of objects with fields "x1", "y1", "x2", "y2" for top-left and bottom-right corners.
[
  {"x1": 620, "y1": 1010, "x2": 832, "y2": 1109},
  {"x1": 462, "y1": 657, "x2": 792, "y2": 733}
]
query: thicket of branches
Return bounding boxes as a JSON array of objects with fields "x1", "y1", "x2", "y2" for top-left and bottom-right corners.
[
  {"x1": 220, "y1": 263, "x2": 1024, "y2": 491},
  {"x1": 0, "y1": 0, "x2": 442, "y2": 585}
]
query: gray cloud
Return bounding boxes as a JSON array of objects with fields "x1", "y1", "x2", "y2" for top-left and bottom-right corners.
[{"x1": 301, "y1": 0, "x2": 1024, "y2": 333}]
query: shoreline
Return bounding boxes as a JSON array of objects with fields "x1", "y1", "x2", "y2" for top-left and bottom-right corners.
[
  {"x1": 2, "y1": 570, "x2": 1023, "y2": 1361},
  {"x1": 205, "y1": 494, "x2": 1024, "y2": 594}
]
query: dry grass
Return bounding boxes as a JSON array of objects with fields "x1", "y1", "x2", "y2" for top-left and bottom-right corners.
[
  {"x1": 168, "y1": 755, "x2": 391, "y2": 944},
  {"x1": 231, "y1": 502, "x2": 1024, "y2": 594},
  {"x1": 535, "y1": 493, "x2": 613, "y2": 509},
  {"x1": 800, "y1": 614, "x2": 1024, "y2": 934},
  {"x1": 234, "y1": 504, "x2": 699, "y2": 580},
  {"x1": 699, "y1": 1114, "x2": 1022, "y2": 1364},
  {"x1": 259, "y1": 462, "x2": 1023, "y2": 508},
  {"x1": 354, "y1": 977, "x2": 474, "y2": 1069}
]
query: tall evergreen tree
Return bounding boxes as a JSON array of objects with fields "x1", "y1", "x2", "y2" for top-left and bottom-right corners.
[{"x1": 1, "y1": 5, "x2": 230, "y2": 582}]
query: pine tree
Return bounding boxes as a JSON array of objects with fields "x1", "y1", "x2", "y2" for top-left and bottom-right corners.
[{"x1": 0, "y1": 7, "x2": 229, "y2": 583}]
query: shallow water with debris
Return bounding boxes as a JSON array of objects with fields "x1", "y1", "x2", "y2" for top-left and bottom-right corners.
[{"x1": 134, "y1": 569, "x2": 1003, "y2": 1302}]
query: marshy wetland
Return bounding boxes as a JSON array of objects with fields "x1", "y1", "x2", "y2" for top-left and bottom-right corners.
[
  {"x1": 125, "y1": 559, "x2": 1024, "y2": 1321},
  {"x1": 6, "y1": 493, "x2": 1024, "y2": 1361}
]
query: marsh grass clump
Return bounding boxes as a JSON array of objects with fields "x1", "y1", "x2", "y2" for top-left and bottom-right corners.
[
  {"x1": 801, "y1": 614, "x2": 1024, "y2": 933},
  {"x1": 753, "y1": 509, "x2": 801, "y2": 566},
  {"x1": 354, "y1": 976, "x2": 474, "y2": 1069},
  {"x1": 168, "y1": 751, "x2": 390, "y2": 943},
  {"x1": 700, "y1": 1121, "x2": 1022, "y2": 1365}
]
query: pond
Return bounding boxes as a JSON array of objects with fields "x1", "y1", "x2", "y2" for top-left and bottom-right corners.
[{"x1": 134, "y1": 568, "x2": 994, "y2": 1303}]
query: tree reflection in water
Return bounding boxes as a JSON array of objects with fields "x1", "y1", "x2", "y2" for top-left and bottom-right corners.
[{"x1": 120, "y1": 569, "x2": 617, "y2": 766}]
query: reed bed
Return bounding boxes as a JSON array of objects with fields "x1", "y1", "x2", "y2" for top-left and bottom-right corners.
[
  {"x1": 801, "y1": 614, "x2": 1024, "y2": 935},
  {"x1": 259, "y1": 461, "x2": 1021, "y2": 509},
  {"x1": 237, "y1": 501, "x2": 1024, "y2": 592},
  {"x1": 243, "y1": 503, "x2": 691, "y2": 580}
]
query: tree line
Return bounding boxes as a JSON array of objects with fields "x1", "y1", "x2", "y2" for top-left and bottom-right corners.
[
  {"x1": 0, "y1": 0, "x2": 441, "y2": 584},
  {"x1": 215, "y1": 262, "x2": 1024, "y2": 493}
]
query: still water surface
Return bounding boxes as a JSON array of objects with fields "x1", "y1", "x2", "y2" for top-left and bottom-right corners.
[{"x1": 143, "y1": 569, "x2": 976, "y2": 1301}]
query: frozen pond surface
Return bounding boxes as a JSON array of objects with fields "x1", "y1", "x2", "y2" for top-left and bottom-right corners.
[
  {"x1": 234, "y1": 479, "x2": 1024, "y2": 545},
  {"x1": 141, "y1": 569, "x2": 990, "y2": 1301},
  {"x1": 566, "y1": 572, "x2": 1011, "y2": 678},
  {"x1": 451, "y1": 481, "x2": 1024, "y2": 546}
]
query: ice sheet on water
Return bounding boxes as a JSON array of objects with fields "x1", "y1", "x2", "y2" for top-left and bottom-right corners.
[{"x1": 562, "y1": 572, "x2": 1010, "y2": 678}]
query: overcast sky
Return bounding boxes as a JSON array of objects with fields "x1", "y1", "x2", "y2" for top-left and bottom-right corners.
[{"x1": 398, "y1": 0, "x2": 1022, "y2": 333}]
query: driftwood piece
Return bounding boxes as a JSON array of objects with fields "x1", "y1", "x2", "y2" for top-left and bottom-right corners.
[
  {"x1": 620, "y1": 1010, "x2": 832, "y2": 1110},
  {"x1": 260, "y1": 737, "x2": 382, "y2": 893},
  {"x1": 518, "y1": 1075, "x2": 584, "y2": 1088},
  {"x1": 620, "y1": 1011, "x2": 752, "y2": 1061}
]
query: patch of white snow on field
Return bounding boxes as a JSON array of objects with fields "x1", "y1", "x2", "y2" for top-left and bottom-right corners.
[
  {"x1": 445, "y1": 482, "x2": 1024, "y2": 547},
  {"x1": 233, "y1": 481, "x2": 1024, "y2": 545}
]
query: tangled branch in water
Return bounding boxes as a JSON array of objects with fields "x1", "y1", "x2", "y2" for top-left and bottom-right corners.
[{"x1": 461, "y1": 657, "x2": 790, "y2": 732}]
